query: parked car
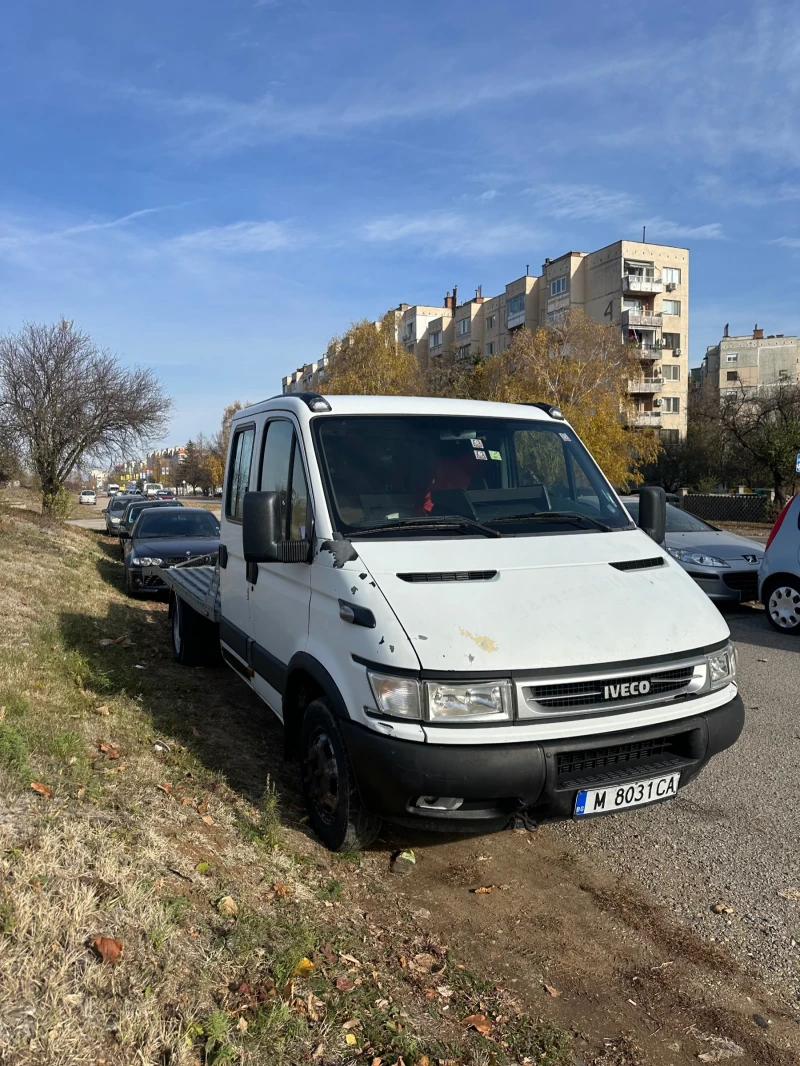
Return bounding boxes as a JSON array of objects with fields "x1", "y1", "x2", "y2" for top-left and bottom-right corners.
[
  {"x1": 622, "y1": 498, "x2": 764, "y2": 603},
  {"x1": 102, "y1": 493, "x2": 131, "y2": 533},
  {"x1": 107, "y1": 483, "x2": 121, "y2": 496},
  {"x1": 156, "y1": 490, "x2": 176, "y2": 500},
  {"x1": 758, "y1": 495, "x2": 800, "y2": 634},
  {"x1": 117, "y1": 498, "x2": 183, "y2": 554},
  {"x1": 144, "y1": 483, "x2": 164, "y2": 497},
  {"x1": 124, "y1": 506, "x2": 219, "y2": 596},
  {"x1": 157, "y1": 393, "x2": 744, "y2": 851},
  {"x1": 79, "y1": 489, "x2": 97, "y2": 506}
]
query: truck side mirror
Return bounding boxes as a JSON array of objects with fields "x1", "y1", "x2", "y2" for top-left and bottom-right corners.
[
  {"x1": 638, "y1": 486, "x2": 666, "y2": 545},
  {"x1": 243, "y1": 491, "x2": 282, "y2": 563}
]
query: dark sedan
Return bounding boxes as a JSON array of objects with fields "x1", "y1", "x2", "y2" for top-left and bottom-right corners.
[
  {"x1": 124, "y1": 507, "x2": 220, "y2": 596},
  {"x1": 117, "y1": 498, "x2": 184, "y2": 555}
]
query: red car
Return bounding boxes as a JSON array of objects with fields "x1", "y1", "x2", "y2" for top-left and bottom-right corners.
[{"x1": 156, "y1": 491, "x2": 176, "y2": 501}]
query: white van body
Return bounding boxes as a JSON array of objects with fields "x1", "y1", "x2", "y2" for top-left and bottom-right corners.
[
  {"x1": 144, "y1": 483, "x2": 164, "y2": 497},
  {"x1": 194, "y1": 393, "x2": 743, "y2": 849}
]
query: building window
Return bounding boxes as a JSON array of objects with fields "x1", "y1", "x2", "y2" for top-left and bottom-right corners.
[
  {"x1": 623, "y1": 298, "x2": 643, "y2": 311},
  {"x1": 507, "y1": 294, "x2": 525, "y2": 315},
  {"x1": 663, "y1": 267, "x2": 681, "y2": 285},
  {"x1": 429, "y1": 330, "x2": 442, "y2": 350},
  {"x1": 486, "y1": 314, "x2": 496, "y2": 330},
  {"x1": 726, "y1": 352, "x2": 738, "y2": 362},
  {"x1": 662, "y1": 365, "x2": 681, "y2": 381},
  {"x1": 662, "y1": 299, "x2": 681, "y2": 316},
  {"x1": 550, "y1": 276, "x2": 567, "y2": 296},
  {"x1": 486, "y1": 342, "x2": 495, "y2": 356},
  {"x1": 457, "y1": 318, "x2": 471, "y2": 336},
  {"x1": 726, "y1": 371, "x2": 738, "y2": 381},
  {"x1": 662, "y1": 397, "x2": 681, "y2": 413},
  {"x1": 457, "y1": 345, "x2": 470, "y2": 361},
  {"x1": 402, "y1": 323, "x2": 414, "y2": 341},
  {"x1": 779, "y1": 369, "x2": 790, "y2": 380},
  {"x1": 661, "y1": 428, "x2": 680, "y2": 445},
  {"x1": 662, "y1": 333, "x2": 680, "y2": 350}
]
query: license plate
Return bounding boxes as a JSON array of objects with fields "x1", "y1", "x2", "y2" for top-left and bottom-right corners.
[{"x1": 574, "y1": 771, "x2": 680, "y2": 817}]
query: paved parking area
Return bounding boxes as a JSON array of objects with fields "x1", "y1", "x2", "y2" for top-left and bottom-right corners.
[{"x1": 562, "y1": 602, "x2": 800, "y2": 1000}]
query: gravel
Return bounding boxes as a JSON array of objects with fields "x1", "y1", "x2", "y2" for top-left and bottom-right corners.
[{"x1": 560, "y1": 603, "x2": 800, "y2": 1003}]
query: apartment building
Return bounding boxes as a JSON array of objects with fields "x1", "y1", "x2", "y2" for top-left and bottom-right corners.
[
  {"x1": 698, "y1": 325, "x2": 800, "y2": 398},
  {"x1": 280, "y1": 238, "x2": 689, "y2": 439}
]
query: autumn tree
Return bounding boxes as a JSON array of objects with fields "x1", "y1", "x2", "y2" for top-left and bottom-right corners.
[
  {"x1": 318, "y1": 312, "x2": 422, "y2": 396},
  {"x1": 467, "y1": 311, "x2": 661, "y2": 486},
  {"x1": 0, "y1": 319, "x2": 171, "y2": 514},
  {"x1": 182, "y1": 435, "x2": 216, "y2": 494},
  {"x1": 209, "y1": 400, "x2": 250, "y2": 486}
]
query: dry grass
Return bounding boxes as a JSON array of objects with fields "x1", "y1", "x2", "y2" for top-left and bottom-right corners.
[{"x1": 0, "y1": 496, "x2": 571, "y2": 1066}]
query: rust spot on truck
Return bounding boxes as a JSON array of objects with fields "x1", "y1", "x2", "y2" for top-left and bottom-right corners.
[{"x1": 459, "y1": 628, "x2": 498, "y2": 653}]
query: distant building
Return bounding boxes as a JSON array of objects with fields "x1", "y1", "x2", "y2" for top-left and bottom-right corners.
[
  {"x1": 698, "y1": 326, "x2": 800, "y2": 399},
  {"x1": 281, "y1": 238, "x2": 690, "y2": 440}
]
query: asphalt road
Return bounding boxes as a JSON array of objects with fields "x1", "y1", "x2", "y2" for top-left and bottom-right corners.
[{"x1": 560, "y1": 601, "x2": 800, "y2": 1001}]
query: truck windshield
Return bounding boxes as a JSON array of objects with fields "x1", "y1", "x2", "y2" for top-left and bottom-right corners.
[{"x1": 314, "y1": 415, "x2": 631, "y2": 536}]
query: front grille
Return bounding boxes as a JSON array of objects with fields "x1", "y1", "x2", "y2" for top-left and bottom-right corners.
[
  {"x1": 556, "y1": 734, "x2": 684, "y2": 785},
  {"x1": 397, "y1": 570, "x2": 497, "y2": 583},
  {"x1": 722, "y1": 572, "x2": 759, "y2": 599},
  {"x1": 167, "y1": 554, "x2": 216, "y2": 568},
  {"x1": 530, "y1": 665, "x2": 694, "y2": 710}
]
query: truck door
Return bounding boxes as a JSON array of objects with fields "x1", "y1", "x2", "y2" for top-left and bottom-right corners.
[
  {"x1": 248, "y1": 417, "x2": 312, "y2": 717},
  {"x1": 219, "y1": 419, "x2": 258, "y2": 675}
]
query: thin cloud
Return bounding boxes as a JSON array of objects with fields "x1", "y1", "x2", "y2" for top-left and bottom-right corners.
[
  {"x1": 362, "y1": 211, "x2": 542, "y2": 258},
  {"x1": 769, "y1": 236, "x2": 800, "y2": 249},
  {"x1": 640, "y1": 218, "x2": 724, "y2": 241},
  {"x1": 0, "y1": 205, "x2": 183, "y2": 250},
  {"x1": 533, "y1": 184, "x2": 637, "y2": 223},
  {"x1": 164, "y1": 220, "x2": 301, "y2": 254}
]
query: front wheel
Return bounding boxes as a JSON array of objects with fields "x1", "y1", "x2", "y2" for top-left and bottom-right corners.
[
  {"x1": 764, "y1": 578, "x2": 800, "y2": 634},
  {"x1": 300, "y1": 700, "x2": 381, "y2": 852}
]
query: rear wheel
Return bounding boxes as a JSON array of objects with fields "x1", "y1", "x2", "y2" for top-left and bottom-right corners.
[
  {"x1": 300, "y1": 700, "x2": 381, "y2": 852},
  {"x1": 764, "y1": 578, "x2": 800, "y2": 634},
  {"x1": 171, "y1": 596, "x2": 221, "y2": 666}
]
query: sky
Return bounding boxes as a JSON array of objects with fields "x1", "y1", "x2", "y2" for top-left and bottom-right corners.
[{"x1": 1, "y1": 0, "x2": 799, "y2": 447}]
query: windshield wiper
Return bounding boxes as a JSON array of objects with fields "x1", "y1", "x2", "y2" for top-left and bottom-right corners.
[
  {"x1": 492, "y1": 510, "x2": 614, "y2": 532},
  {"x1": 351, "y1": 515, "x2": 502, "y2": 539}
]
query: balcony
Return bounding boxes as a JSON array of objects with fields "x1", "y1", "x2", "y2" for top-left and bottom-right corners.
[
  {"x1": 631, "y1": 411, "x2": 662, "y2": 427},
  {"x1": 628, "y1": 376, "x2": 664, "y2": 394},
  {"x1": 622, "y1": 310, "x2": 662, "y2": 329},
  {"x1": 623, "y1": 273, "x2": 663, "y2": 295},
  {"x1": 507, "y1": 309, "x2": 526, "y2": 329}
]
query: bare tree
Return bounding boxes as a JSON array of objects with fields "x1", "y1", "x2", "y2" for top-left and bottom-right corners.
[{"x1": 0, "y1": 319, "x2": 172, "y2": 514}]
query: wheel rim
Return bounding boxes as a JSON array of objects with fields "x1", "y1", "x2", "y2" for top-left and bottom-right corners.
[
  {"x1": 768, "y1": 586, "x2": 800, "y2": 630},
  {"x1": 172, "y1": 606, "x2": 182, "y2": 654},
  {"x1": 305, "y1": 730, "x2": 340, "y2": 825}
]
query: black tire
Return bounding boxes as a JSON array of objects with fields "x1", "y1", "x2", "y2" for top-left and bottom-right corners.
[
  {"x1": 300, "y1": 700, "x2": 381, "y2": 852},
  {"x1": 763, "y1": 577, "x2": 800, "y2": 635},
  {"x1": 172, "y1": 596, "x2": 203, "y2": 665},
  {"x1": 124, "y1": 566, "x2": 137, "y2": 598}
]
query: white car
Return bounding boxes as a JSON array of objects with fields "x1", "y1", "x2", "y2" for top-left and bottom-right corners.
[
  {"x1": 758, "y1": 495, "x2": 800, "y2": 634},
  {"x1": 79, "y1": 489, "x2": 97, "y2": 506}
]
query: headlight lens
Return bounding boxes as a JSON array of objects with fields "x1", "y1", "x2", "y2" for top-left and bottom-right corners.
[
  {"x1": 110, "y1": 516, "x2": 121, "y2": 524},
  {"x1": 367, "y1": 673, "x2": 422, "y2": 719},
  {"x1": 130, "y1": 556, "x2": 164, "y2": 567},
  {"x1": 706, "y1": 644, "x2": 736, "y2": 690},
  {"x1": 668, "y1": 548, "x2": 730, "y2": 568},
  {"x1": 425, "y1": 680, "x2": 513, "y2": 721}
]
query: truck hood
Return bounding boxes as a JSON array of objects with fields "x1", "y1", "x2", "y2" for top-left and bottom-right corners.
[{"x1": 356, "y1": 530, "x2": 730, "y2": 672}]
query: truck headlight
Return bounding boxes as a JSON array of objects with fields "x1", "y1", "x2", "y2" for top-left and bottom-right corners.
[
  {"x1": 668, "y1": 548, "x2": 730, "y2": 568},
  {"x1": 425, "y1": 680, "x2": 513, "y2": 721},
  {"x1": 706, "y1": 644, "x2": 736, "y2": 691},
  {"x1": 367, "y1": 672, "x2": 422, "y2": 719}
]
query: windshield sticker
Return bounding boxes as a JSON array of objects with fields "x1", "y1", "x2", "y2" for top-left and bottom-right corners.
[
  {"x1": 559, "y1": 432, "x2": 571, "y2": 441},
  {"x1": 488, "y1": 450, "x2": 502, "y2": 460},
  {"x1": 470, "y1": 439, "x2": 483, "y2": 449},
  {"x1": 474, "y1": 449, "x2": 487, "y2": 460}
]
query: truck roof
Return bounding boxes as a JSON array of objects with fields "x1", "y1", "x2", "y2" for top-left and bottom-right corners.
[{"x1": 233, "y1": 393, "x2": 556, "y2": 424}]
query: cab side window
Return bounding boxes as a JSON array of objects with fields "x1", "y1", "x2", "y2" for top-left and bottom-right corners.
[
  {"x1": 226, "y1": 426, "x2": 255, "y2": 521},
  {"x1": 259, "y1": 420, "x2": 310, "y2": 541}
]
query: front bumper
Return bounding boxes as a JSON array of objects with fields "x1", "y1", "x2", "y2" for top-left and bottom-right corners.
[
  {"x1": 684, "y1": 566, "x2": 760, "y2": 602},
  {"x1": 340, "y1": 693, "x2": 745, "y2": 833}
]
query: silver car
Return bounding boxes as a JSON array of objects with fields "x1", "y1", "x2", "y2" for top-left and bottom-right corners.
[
  {"x1": 622, "y1": 498, "x2": 764, "y2": 603},
  {"x1": 758, "y1": 494, "x2": 800, "y2": 634}
]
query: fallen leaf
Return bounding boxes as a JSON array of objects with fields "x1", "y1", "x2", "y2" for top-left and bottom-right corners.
[
  {"x1": 312, "y1": 1044, "x2": 325, "y2": 1061},
  {"x1": 291, "y1": 957, "x2": 315, "y2": 979},
  {"x1": 96, "y1": 705, "x2": 110, "y2": 716},
  {"x1": 339, "y1": 953, "x2": 361, "y2": 967},
  {"x1": 712, "y1": 903, "x2": 734, "y2": 915},
  {"x1": 462, "y1": 1013, "x2": 492, "y2": 1035},
  {"x1": 306, "y1": 992, "x2": 326, "y2": 1022},
  {"x1": 134, "y1": 664, "x2": 145, "y2": 670},
  {"x1": 98, "y1": 742, "x2": 120, "y2": 760},
  {"x1": 544, "y1": 983, "x2": 561, "y2": 998},
  {"x1": 272, "y1": 882, "x2": 292, "y2": 898},
  {"x1": 417, "y1": 1057, "x2": 431, "y2": 1066},
  {"x1": 236, "y1": 1017, "x2": 248, "y2": 1033},
  {"x1": 342, "y1": 1019, "x2": 361, "y2": 1030},
  {"x1": 0, "y1": 706, "x2": 6, "y2": 721},
  {"x1": 408, "y1": 952, "x2": 444, "y2": 975},
  {"x1": 201, "y1": 814, "x2": 214, "y2": 826},
  {"x1": 90, "y1": 936, "x2": 123, "y2": 964},
  {"x1": 30, "y1": 781, "x2": 53, "y2": 798},
  {"x1": 156, "y1": 783, "x2": 172, "y2": 795},
  {"x1": 195, "y1": 861, "x2": 210, "y2": 874},
  {"x1": 471, "y1": 885, "x2": 498, "y2": 895},
  {"x1": 335, "y1": 975, "x2": 355, "y2": 992},
  {"x1": 279, "y1": 978, "x2": 294, "y2": 1001},
  {"x1": 345, "y1": 1033, "x2": 357, "y2": 1046},
  {"x1": 777, "y1": 887, "x2": 800, "y2": 902},
  {"x1": 216, "y1": 895, "x2": 238, "y2": 918}
]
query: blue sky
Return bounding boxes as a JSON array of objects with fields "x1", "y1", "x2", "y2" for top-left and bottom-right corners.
[{"x1": 1, "y1": 0, "x2": 799, "y2": 446}]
